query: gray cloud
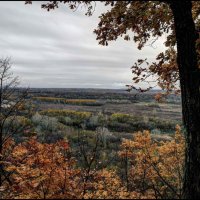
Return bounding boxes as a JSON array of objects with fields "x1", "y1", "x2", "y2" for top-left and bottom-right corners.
[{"x1": 0, "y1": 1, "x2": 166, "y2": 89}]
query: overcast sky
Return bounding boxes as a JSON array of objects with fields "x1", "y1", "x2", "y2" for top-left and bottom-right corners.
[{"x1": 0, "y1": 1, "x2": 167, "y2": 89}]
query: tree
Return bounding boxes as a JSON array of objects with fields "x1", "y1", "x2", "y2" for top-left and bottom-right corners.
[
  {"x1": 1, "y1": 123, "x2": 185, "y2": 199},
  {"x1": 118, "y1": 125, "x2": 185, "y2": 199},
  {"x1": 3, "y1": 138, "x2": 82, "y2": 199},
  {"x1": 0, "y1": 57, "x2": 32, "y2": 187},
  {"x1": 169, "y1": 3, "x2": 200, "y2": 199},
  {"x1": 25, "y1": 1, "x2": 200, "y2": 198}
]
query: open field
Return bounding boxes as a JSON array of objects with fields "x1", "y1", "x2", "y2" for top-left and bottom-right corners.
[
  {"x1": 37, "y1": 102, "x2": 181, "y2": 121},
  {"x1": 27, "y1": 88, "x2": 182, "y2": 135},
  {"x1": 15, "y1": 88, "x2": 181, "y2": 169},
  {"x1": 30, "y1": 88, "x2": 182, "y2": 121}
]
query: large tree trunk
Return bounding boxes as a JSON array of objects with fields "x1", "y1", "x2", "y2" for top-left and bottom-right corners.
[
  {"x1": 0, "y1": 74, "x2": 2, "y2": 187},
  {"x1": 169, "y1": 1, "x2": 200, "y2": 199}
]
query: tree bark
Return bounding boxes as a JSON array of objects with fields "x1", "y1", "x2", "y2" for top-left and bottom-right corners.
[
  {"x1": 0, "y1": 70, "x2": 3, "y2": 187},
  {"x1": 169, "y1": 1, "x2": 200, "y2": 199}
]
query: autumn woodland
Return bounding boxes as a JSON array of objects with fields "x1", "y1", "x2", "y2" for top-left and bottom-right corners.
[{"x1": 0, "y1": 1, "x2": 200, "y2": 199}]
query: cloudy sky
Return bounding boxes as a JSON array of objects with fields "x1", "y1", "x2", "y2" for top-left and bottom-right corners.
[{"x1": 0, "y1": 1, "x2": 166, "y2": 89}]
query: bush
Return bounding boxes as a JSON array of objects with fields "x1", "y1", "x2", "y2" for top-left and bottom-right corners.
[
  {"x1": 40, "y1": 109, "x2": 92, "y2": 127},
  {"x1": 37, "y1": 130, "x2": 65, "y2": 143},
  {"x1": 149, "y1": 117, "x2": 176, "y2": 131},
  {"x1": 86, "y1": 115, "x2": 99, "y2": 129},
  {"x1": 31, "y1": 112, "x2": 43, "y2": 125},
  {"x1": 57, "y1": 116, "x2": 73, "y2": 126},
  {"x1": 151, "y1": 128, "x2": 161, "y2": 134},
  {"x1": 110, "y1": 113, "x2": 132, "y2": 123}
]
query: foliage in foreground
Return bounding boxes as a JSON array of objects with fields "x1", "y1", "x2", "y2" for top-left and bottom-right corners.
[{"x1": 1, "y1": 126, "x2": 184, "y2": 199}]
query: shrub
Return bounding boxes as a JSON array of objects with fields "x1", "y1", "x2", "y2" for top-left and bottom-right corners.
[
  {"x1": 40, "y1": 109, "x2": 92, "y2": 127},
  {"x1": 31, "y1": 112, "x2": 43, "y2": 125},
  {"x1": 110, "y1": 113, "x2": 132, "y2": 123}
]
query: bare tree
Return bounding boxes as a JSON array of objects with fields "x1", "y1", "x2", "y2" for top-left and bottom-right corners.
[{"x1": 0, "y1": 57, "x2": 32, "y2": 186}]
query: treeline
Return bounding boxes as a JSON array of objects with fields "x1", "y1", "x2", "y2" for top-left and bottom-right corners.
[
  {"x1": 28, "y1": 88, "x2": 181, "y2": 103},
  {"x1": 32, "y1": 97, "x2": 103, "y2": 106}
]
